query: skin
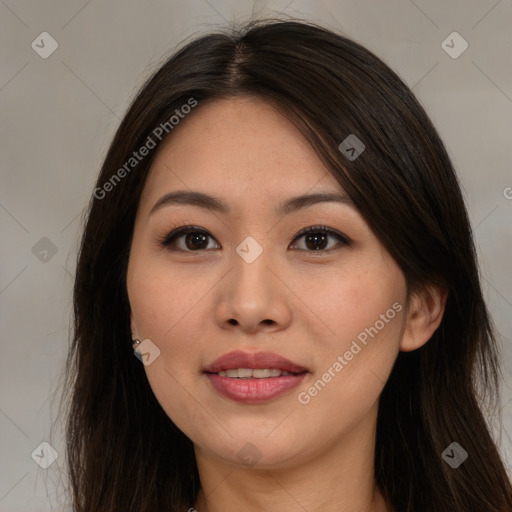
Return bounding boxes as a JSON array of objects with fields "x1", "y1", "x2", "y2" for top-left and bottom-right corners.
[{"x1": 127, "y1": 96, "x2": 447, "y2": 512}]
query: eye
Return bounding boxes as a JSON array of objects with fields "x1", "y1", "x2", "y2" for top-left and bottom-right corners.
[
  {"x1": 290, "y1": 225, "x2": 351, "y2": 252},
  {"x1": 158, "y1": 225, "x2": 219, "y2": 252},
  {"x1": 158, "y1": 225, "x2": 350, "y2": 252}
]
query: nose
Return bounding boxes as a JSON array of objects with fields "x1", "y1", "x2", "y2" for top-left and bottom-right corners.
[{"x1": 215, "y1": 239, "x2": 292, "y2": 335}]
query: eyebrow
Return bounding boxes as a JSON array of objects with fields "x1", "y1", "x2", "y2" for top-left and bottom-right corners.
[{"x1": 149, "y1": 190, "x2": 355, "y2": 217}]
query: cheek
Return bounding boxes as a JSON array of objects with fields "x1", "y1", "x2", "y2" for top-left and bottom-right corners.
[
  {"x1": 295, "y1": 259, "x2": 405, "y2": 418},
  {"x1": 128, "y1": 250, "x2": 200, "y2": 340},
  {"x1": 296, "y1": 257, "x2": 404, "y2": 343},
  {"x1": 129, "y1": 263, "x2": 202, "y2": 374},
  {"x1": 296, "y1": 309, "x2": 404, "y2": 442},
  {"x1": 127, "y1": 253, "x2": 213, "y2": 431}
]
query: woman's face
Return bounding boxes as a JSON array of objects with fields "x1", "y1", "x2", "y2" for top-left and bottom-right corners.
[{"x1": 127, "y1": 96, "x2": 408, "y2": 469}]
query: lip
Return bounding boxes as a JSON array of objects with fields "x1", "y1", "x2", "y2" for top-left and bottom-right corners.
[
  {"x1": 205, "y1": 373, "x2": 307, "y2": 404},
  {"x1": 203, "y1": 351, "x2": 309, "y2": 404},
  {"x1": 203, "y1": 350, "x2": 308, "y2": 374}
]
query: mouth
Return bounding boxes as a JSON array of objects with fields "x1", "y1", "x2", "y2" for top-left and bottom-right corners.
[
  {"x1": 213, "y1": 368, "x2": 306, "y2": 378},
  {"x1": 203, "y1": 351, "x2": 309, "y2": 404}
]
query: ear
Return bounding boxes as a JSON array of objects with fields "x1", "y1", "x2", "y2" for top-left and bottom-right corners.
[{"x1": 400, "y1": 283, "x2": 448, "y2": 352}]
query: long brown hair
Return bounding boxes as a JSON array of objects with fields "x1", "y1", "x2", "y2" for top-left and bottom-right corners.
[{"x1": 62, "y1": 18, "x2": 512, "y2": 511}]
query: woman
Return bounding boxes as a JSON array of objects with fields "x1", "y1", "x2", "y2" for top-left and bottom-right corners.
[{"x1": 62, "y1": 18, "x2": 512, "y2": 511}]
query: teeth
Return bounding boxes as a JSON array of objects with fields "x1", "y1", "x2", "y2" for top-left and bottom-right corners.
[
  {"x1": 237, "y1": 368, "x2": 253, "y2": 378},
  {"x1": 253, "y1": 369, "x2": 270, "y2": 378},
  {"x1": 217, "y1": 368, "x2": 293, "y2": 378}
]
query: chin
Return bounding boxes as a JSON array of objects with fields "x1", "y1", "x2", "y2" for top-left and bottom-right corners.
[{"x1": 195, "y1": 433, "x2": 308, "y2": 470}]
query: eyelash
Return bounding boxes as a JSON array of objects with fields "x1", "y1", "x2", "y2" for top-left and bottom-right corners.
[{"x1": 157, "y1": 224, "x2": 351, "y2": 253}]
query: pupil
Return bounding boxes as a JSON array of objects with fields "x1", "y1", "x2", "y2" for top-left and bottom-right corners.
[{"x1": 306, "y1": 233, "x2": 326, "y2": 250}]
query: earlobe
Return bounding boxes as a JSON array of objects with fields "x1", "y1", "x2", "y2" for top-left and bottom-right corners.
[{"x1": 400, "y1": 283, "x2": 448, "y2": 352}]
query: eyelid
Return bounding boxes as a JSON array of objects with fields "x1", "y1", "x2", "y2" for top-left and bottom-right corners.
[{"x1": 157, "y1": 224, "x2": 351, "y2": 252}]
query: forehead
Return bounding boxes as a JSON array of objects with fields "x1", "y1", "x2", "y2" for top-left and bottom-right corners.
[{"x1": 139, "y1": 96, "x2": 344, "y2": 213}]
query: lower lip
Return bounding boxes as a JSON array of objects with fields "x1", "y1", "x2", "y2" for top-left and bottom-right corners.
[{"x1": 205, "y1": 372, "x2": 307, "y2": 404}]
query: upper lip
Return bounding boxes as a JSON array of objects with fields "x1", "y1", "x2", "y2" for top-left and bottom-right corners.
[{"x1": 204, "y1": 351, "x2": 308, "y2": 374}]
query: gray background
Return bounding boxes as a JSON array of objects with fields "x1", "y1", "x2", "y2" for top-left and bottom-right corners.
[{"x1": 1, "y1": 1, "x2": 511, "y2": 510}]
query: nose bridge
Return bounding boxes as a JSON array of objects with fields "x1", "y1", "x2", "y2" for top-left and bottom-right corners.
[{"x1": 231, "y1": 233, "x2": 274, "y2": 296}]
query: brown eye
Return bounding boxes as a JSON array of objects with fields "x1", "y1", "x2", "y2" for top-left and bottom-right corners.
[
  {"x1": 159, "y1": 226, "x2": 218, "y2": 251},
  {"x1": 290, "y1": 225, "x2": 351, "y2": 252}
]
